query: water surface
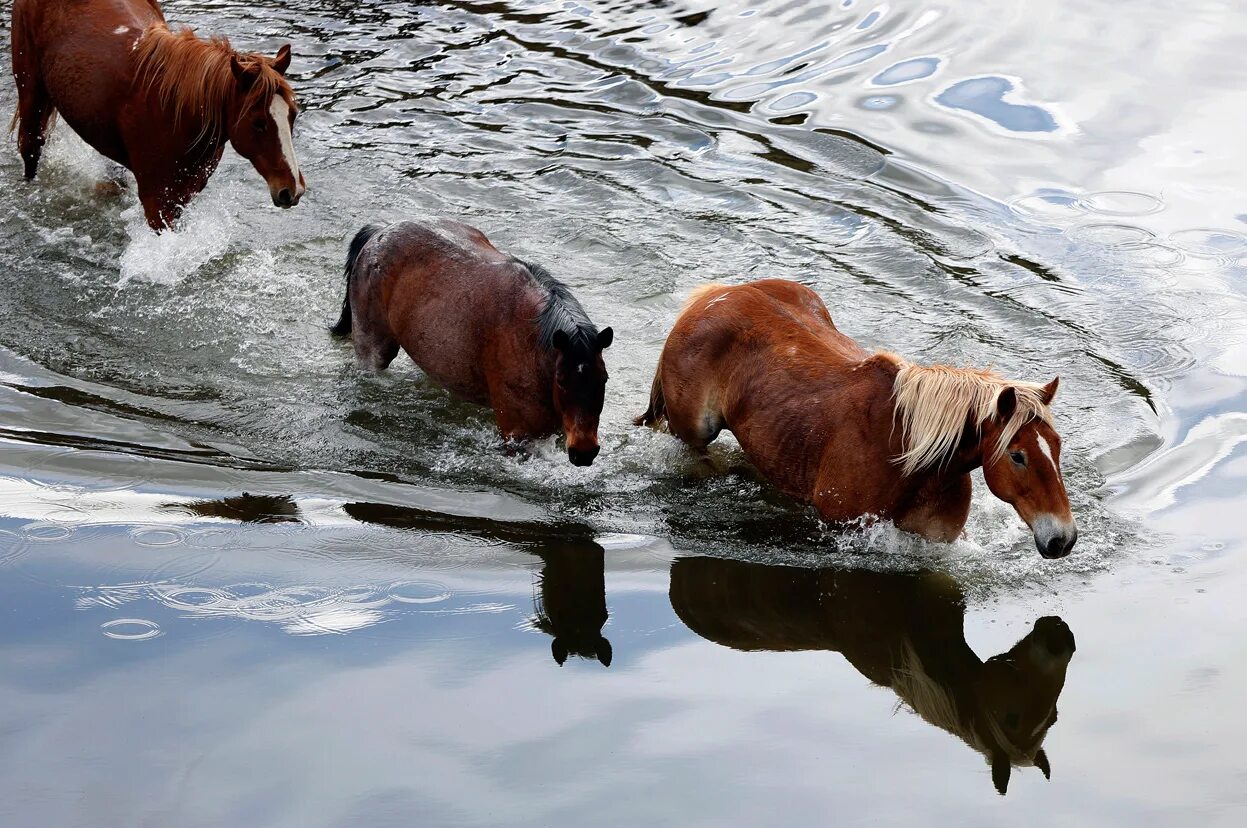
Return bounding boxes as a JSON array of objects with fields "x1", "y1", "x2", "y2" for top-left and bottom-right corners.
[{"x1": 2, "y1": 1, "x2": 1246, "y2": 824}]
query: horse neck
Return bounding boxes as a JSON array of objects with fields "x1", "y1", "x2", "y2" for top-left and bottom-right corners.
[{"x1": 136, "y1": 28, "x2": 238, "y2": 154}]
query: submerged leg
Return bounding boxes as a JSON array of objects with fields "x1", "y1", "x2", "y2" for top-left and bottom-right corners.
[{"x1": 15, "y1": 81, "x2": 55, "y2": 181}]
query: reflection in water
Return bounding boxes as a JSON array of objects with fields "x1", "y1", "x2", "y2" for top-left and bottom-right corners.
[
  {"x1": 670, "y1": 557, "x2": 1075, "y2": 795},
  {"x1": 172, "y1": 492, "x2": 301, "y2": 523},
  {"x1": 344, "y1": 502, "x2": 611, "y2": 666},
  {"x1": 532, "y1": 545, "x2": 612, "y2": 667}
]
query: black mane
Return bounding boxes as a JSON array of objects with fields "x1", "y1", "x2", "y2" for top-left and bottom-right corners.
[{"x1": 517, "y1": 259, "x2": 600, "y2": 353}]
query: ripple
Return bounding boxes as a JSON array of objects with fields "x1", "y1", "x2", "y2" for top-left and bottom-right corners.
[
  {"x1": 1078, "y1": 191, "x2": 1164, "y2": 217},
  {"x1": 22, "y1": 522, "x2": 74, "y2": 542},
  {"x1": 0, "y1": 530, "x2": 30, "y2": 566},
  {"x1": 101, "y1": 618, "x2": 162, "y2": 641},
  {"x1": 130, "y1": 526, "x2": 187, "y2": 547},
  {"x1": 1008, "y1": 191, "x2": 1082, "y2": 220},
  {"x1": 1167, "y1": 228, "x2": 1247, "y2": 257},
  {"x1": 858, "y1": 94, "x2": 899, "y2": 111},
  {"x1": 388, "y1": 580, "x2": 453, "y2": 604},
  {"x1": 1070, "y1": 222, "x2": 1157, "y2": 249}
]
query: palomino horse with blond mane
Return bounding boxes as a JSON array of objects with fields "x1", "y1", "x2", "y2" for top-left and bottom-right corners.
[
  {"x1": 637, "y1": 279, "x2": 1078, "y2": 557},
  {"x1": 11, "y1": 0, "x2": 305, "y2": 230},
  {"x1": 670, "y1": 556, "x2": 1076, "y2": 795}
]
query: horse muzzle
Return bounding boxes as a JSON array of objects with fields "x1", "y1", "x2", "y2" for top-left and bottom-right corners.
[
  {"x1": 568, "y1": 444, "x2": 600, "y2": 467},
  {"x1": 1032, "y1": 514, "x2": 1078, "y2": 559},
  {"x1": 272, "y1": 186, "x2": 302, "y2": 208}
]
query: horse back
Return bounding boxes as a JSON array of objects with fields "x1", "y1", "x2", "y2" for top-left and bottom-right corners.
[
  {"x1": 13, "y1": 0, "x2": 164, "y2": 159},
  {"x1": 661, "y1": 279, "x2": 882, "y2": 495},
  {"x1": 355, "y1": 220, "x2": 548, "y2": 406}
]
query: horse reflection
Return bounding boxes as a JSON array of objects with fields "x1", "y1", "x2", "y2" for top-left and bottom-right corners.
[
  {"x1": 341, "y1": 502, "x2": 611, "y2": 668},
  {"x1": 532, "y1": 545, "x2": 612, "y2": 667},
  {"x1": 670, "y1": 557, "x2": 1075, "y2": 794}
]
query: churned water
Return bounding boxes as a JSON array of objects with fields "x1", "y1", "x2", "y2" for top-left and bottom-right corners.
[{"x1": 1, "y1": 1, "x2": 1246, "y2": 824}]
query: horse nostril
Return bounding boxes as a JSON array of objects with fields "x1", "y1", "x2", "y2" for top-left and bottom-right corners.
[
  {"x1": 275, "y1": 188, "x2": 294, "y2": 207},
  {"x1": 568, "y1": 446, "x2": 599, "y2": 466},
  {"x1": 1044, "y1": 534, "x2": 1074, "y2": 559}
]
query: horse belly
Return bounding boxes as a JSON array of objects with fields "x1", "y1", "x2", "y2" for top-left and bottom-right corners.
[{"x1": 388, "y1": 285, "x2": 492, "y2": 406}]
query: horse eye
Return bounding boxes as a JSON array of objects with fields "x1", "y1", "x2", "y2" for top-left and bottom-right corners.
[
  {"x1": 253, "y1": 118, "x2": 267, "y2": 133},
  {"x1": 1010, "y1": 451, "x2": 1026, "y2": 466}
]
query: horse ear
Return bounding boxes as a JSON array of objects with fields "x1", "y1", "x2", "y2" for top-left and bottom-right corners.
[
  {"x1": 596, "y1": 636, "x2": 613, "y2": 667},
  {"x1": 597, "y1": 327, "x2": 614, "y2": 350},
  {"x1": 992, "y1": 754, "x2": 1012, "y2": 795},
  {"x1": 551, "y1": 638, "x2": 568, "y2": 666},
  {"x1": 1034, "y1": 748, "x2": 1051, "y2": 780},
  {"x1": 996, "y1": 386, "x2": 1018, "y2": 422},
  {"x1": 551, "y1": 330, "x2": 571, "y2": 353},
  {"x1": 273, "y1": 44, "x2": 292, "y2": 75},
  {"x1": 230, "y1": 54, "x2": 259, "y2": 85},
  {"x1": 1040, "y1": 376, "x2": 1060, "y2": 406}
]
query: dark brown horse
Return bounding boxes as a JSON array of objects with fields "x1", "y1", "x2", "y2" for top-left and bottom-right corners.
[
  {"x1": 332, "y1": 220, "x2": 613, "y2": 466},
  {"x1": 637, "y1": 279, "x2": 1077, "y2": 556},
  {"x1": 670, "y1": 556, "x2": 1076, "y2": 795},
  {"x1": 11, "y1": 0, "x2": 305, "y2": 230}
]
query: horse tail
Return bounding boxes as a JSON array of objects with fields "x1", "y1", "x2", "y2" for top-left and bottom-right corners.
[
  {"x1": 331, "y1": 223, "x2": 384, "y2": 337},
  {"x1": 634, "y1": 360, "x2": 667, "y2": 428}
]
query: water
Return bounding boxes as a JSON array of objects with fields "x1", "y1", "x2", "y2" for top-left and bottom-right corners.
[{"x1": 1, "y1": 0, "x2": 1245, "y2": 823}]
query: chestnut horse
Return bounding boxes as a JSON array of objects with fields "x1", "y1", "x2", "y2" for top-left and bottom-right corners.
[
  {"x1": 670, "y1": 556, "x2": 1076, "y2": 795},
  {"x1": 637, "y1": 279, "x2": 1077, "y2": 557},
  {"x1": 332, "y1": 220, "x2": 613, "y2": 466},
  {"x1": 11, "y1": 0, "x2": 305, "y2": 230}
]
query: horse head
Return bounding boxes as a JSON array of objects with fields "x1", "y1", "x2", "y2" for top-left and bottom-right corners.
[
  {"x1": 973, "y1": 615, "x2": 1076, "y2": 794},
  {"x1": 225, "y1": 45, "x2": 305, "y2": 209},
  {"x1": 979, "y1": 378, "x2": 1078, "y2": 558},
  {"x1": 551, "y1": 327, "x2": 613, "y2": 466}
]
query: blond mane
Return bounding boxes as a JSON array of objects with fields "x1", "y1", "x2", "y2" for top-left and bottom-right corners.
[
  {"x1": 891, "y1": 360, "x2": 1052, "y2": 476},
  {"x1": 132, "y1": 25, "x2": 288, "y2": 145}
]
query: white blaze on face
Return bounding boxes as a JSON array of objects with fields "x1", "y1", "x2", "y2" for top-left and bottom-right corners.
[
  {"x1": 268, "y1": 96, "x2": 303, "y2": 193},
  {"x1": 1036, "y1": 433, "x2": 1057, "y2": 471}
]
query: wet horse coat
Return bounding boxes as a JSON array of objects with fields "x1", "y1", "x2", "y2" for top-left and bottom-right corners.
[
  {"x1": 638, "y1": 279, "x2": 1077, "y2": 555},
  {"x1": 10, "y1": 0, "x2": 304, "y2": 229},
  {"x1": 333, "y1": 219, "x2": 613, "y2": 466}
]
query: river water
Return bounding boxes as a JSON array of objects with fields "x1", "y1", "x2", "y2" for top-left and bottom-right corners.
[{"x1": 1, "y1": 0, "x2": 1245, "y2": 824}]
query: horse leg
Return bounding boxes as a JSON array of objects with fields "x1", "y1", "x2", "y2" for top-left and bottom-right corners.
[
  {"x1": 15, "y1": 80, "x2": 55, "y2": 181},
  {"x1": 354, "y1": 333, "x2": 399, "y2": 373},
  {"x1": 135, "y1": 181, "x2": 181, "y2": 231}
]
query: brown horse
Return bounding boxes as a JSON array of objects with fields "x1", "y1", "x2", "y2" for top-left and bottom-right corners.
[
  {"x1": 637, "y1": 279, "x2": 1077, "y2": 556},
  {"x1": 11, "y1": 0, "x2": 305, "y2": 230},
  {"x1": 332, "y1": 220, "x2": 613, "y2": 466},
  {"x1": 670, "y1": 556, "x2": 1076, "y2": 795}
]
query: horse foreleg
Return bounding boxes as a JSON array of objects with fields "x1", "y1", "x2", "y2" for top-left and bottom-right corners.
[
  {"x1": 15, "y1": 82, "x2": 54, "y2": 181},
  {"x1": 136, "y1": 184, "x2": 181, "y2": 231}
]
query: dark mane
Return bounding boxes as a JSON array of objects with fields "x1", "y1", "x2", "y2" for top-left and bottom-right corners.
[{"x1": 517, "y1": 259, "x2": 600, "y2": 352}]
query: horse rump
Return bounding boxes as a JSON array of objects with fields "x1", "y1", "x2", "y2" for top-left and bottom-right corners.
[{"x1": 330, "y1": 223, "x2": 384, "y2": 337}]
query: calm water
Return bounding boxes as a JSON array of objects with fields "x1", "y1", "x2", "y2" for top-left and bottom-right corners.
[{"x1": 2, "y1": 0, "x2": 1246, "y2": 824}]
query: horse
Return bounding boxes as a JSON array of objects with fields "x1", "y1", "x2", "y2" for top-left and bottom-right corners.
[
  {"x1": 10, "y1": 0, "x2": 305, "y2": 230},
  {"x1": 670, "y1": 556, "x2": 1076, "y2": 795},
  {"x1": 332, "y1": 220, "x2": 614, "y2": 466},
  {"x1": 636, "y1": 279, "x2": 1077, "y2": 557}
]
